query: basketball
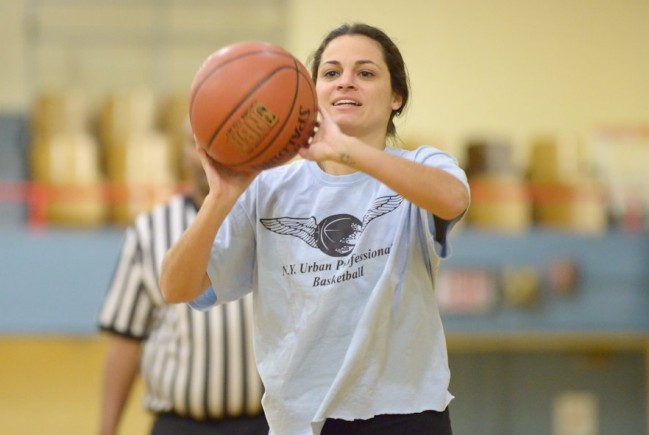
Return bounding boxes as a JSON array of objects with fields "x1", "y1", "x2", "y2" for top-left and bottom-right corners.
[{"x1": 189, "y1": 41, "x2": 318, "y2": 172}]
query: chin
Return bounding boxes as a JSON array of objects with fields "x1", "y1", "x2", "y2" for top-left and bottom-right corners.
[{"x1": 335, "y1": 120, "x2": 361, "y2": 136}]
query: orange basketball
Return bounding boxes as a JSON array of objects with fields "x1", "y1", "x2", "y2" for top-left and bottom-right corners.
[{"x1": 189, "y1": 41, "x2": 318, "y2": 172}]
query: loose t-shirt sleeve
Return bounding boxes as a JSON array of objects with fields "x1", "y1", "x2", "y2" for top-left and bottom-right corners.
[
  {"x1": 409, "y1": 145, "x2": 470, "y2": 258},
  {"x1": 99, "y1": 226, "x2": 156, "y2": 339}
]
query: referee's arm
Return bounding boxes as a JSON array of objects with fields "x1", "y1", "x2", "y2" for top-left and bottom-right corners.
[
  {"x1": 98, "y1": 335, "x2": 141, "y2": 435},
  {"x1": 98, "y1": 224, "x2": 151, "y2": 435}
]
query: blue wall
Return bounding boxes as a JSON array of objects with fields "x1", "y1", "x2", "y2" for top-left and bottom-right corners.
[
  {"x1": 442, "y1": 230, "x2": 649, "y2": 333},
  {"x1": 2, "y1": 228, "x2": 647, "y2": 335},
  {"x1": 0, "y1": 227, "x2": 123, "y2": 334}
]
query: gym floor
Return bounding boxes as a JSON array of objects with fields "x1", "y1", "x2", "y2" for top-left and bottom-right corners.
[{"x1": 0, "y1": 337, "x2": 151, "y2": 435}]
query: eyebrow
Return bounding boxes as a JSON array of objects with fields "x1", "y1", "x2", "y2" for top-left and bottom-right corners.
[{"x1": 321, "y1": 59, "x2": 379, "y2": 68}]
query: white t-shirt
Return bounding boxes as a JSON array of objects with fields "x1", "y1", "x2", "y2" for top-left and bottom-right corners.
[{"x1": 191, "y1": 145, "x2": 469, "y2": 435}]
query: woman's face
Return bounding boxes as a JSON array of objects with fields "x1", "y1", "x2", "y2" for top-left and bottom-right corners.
[{"x1": 316, "y1": 34, "x2": 403, "y2": 142}]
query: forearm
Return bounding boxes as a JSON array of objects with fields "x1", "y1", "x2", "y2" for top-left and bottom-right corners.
[
  {"x1": 346, "y1": 143, "x2": 469, "y2": 220},
  {"x1": 160, "y1": 192, "x2": 234, "y2": 303},
  {"x1": 98, "y1": 336, "x2": 141, "y2": 435}
]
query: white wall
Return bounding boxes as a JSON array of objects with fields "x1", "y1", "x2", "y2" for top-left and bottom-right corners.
[{"x1": 286, "y1": 0, "x2": 649, "y2": 163}]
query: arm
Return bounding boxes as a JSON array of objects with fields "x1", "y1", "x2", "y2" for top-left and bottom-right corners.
[
  {"x1": 299, "y1": 109, "x2": 469, "y2": 220},
  {"x1": 160, "y1": 145, "x2": 257, "y2": 304},
  {"x1": 98, "y1": 335, "x2": 141, "y2": 435},
  {"x1": 339, "y1": 144, "x2": 468, "y2": 220}
]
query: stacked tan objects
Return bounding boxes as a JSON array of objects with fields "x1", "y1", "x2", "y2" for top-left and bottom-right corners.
[
  {"x1": 29, "y1": 90, "x2": 106, "y2": 226},
  {"x1": 465, "y1": 138, "x2": 532, "y2": 233},
  {"x1": 160, "y1": 93, "x2": 190, "y2": 182},
  {"x1": 528, "y1": 136, "x2": 606, "y2": 234},
  {"x1": 100, "y1": 89, "x2": 177, "y2": 225}
]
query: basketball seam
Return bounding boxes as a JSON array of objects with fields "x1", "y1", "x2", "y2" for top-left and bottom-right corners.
[{"x1": 189, "y1": 49, "x2": 294, "y2": 111}]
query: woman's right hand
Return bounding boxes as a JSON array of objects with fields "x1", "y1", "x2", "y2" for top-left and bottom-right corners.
[{"x1": 195, "y1": 144, "x2": 258, "y2": 203}]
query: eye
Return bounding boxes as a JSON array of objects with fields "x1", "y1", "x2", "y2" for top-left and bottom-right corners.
[
  {"x1": 359, "y1": 70, "x2": 375, "y2": 78},
  {"x1": 321, "y1": 69, "x2": 339, "y2": 78}
]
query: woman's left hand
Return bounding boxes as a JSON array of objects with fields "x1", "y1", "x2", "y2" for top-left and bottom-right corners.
[{"x1": 298, "y1": 106, "x2": 354, "y2": 166}]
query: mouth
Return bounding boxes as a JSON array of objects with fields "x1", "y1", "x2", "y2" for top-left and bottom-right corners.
[{"x1": 332, "y1": 99, "x2": 362, "y2": 107}]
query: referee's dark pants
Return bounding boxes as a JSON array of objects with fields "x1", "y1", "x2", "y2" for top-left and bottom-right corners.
[{"x1": 151, "y1": 412, "x2": 269, "y2": 435}]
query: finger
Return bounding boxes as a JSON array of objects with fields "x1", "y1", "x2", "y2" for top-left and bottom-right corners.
[
  {"x1": 298, "y1": 145, "x2": 313, "y2": 160},
  {"x1": 317, "y1": 105, "x2": 331, "y2": 123},
  {"x1": 195, "y1": 144, "x2": 209, "y2": 161}
]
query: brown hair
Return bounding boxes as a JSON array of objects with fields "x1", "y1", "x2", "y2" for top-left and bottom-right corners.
[{"x1": 308, "y1": 23, "x2": 410, "y2": 137}]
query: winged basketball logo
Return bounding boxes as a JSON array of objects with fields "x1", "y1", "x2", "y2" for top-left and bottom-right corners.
[{"x1": 260, "y1": 195, "x2": 403, "y2": 257}]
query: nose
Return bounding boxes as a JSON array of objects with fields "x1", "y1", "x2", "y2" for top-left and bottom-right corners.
[{"x1": 336, "y1": 71, "x2": 356, "y2": 89}]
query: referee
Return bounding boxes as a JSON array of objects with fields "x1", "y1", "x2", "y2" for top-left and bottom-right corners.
[{"x1": 97, "y1": 125, "x2": 268, "y2": 435}]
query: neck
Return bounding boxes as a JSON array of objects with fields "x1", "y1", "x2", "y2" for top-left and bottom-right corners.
[{"x1": 318, "y1": 160, "x2": 357, "y2": 176}]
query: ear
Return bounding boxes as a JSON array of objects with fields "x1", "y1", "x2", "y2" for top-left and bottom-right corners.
[{"x1": 391, "y1": 92, "x2": 403, "y2": 112}]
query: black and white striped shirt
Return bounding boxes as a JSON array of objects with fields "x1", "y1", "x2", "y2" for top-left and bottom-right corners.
[{"x1": 99, "y1": 194, "x2": 263, "y2": 420}]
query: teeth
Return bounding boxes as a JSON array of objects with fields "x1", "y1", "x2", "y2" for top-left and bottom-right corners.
[{"x1": 335, "y1": 100, "x2": 359, "y2": 106}]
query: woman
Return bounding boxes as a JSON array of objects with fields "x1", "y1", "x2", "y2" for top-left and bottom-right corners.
[{"x1": 161, "y1": 23, "x2": 470, "y2": 435}]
